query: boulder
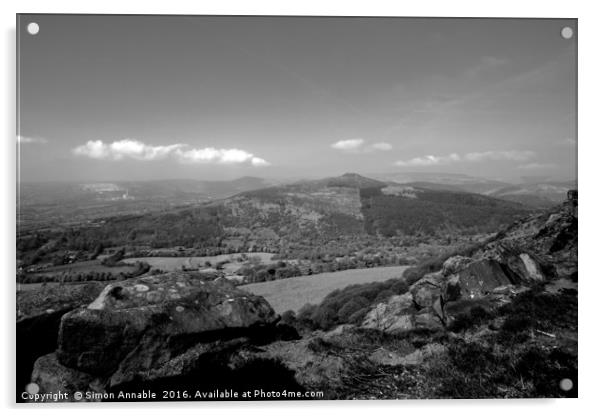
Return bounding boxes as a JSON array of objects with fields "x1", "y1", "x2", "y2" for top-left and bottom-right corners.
[
  {"x1": 482, "y1": 244, "x2": 547, "y2": 284},
  {"x1": 442, "y1": 256, "x2": 472, "y2": 277},
  {"x1": 414, "y1": 308, "x2": 444, "y2": 329},
  {"x1": 361, "y1": 293, "x2": 416, "y2": 333},
  {"x1": 409, "y1": 270, "x2": 465, "y2": 311},
  {"x1": 54, "y1": 272, "x2": 277, "y2": 385},
  {"x1": 409, "y1": 272, "x2": 446, "y2": 309},
  {"x1": 110, "y1": 337, "x2": 250, "y2": 388},
  {"x1": 488, "y1": 284, "x2": 529, "y2": 305},
  {"x1": 456, "y1": 259, "x2": 514, "y2": 298},
  {"x1": 30, "y1": 353, "x2": 102, "y2": 402},
  {"x1": 17, "y1": 282, "x2": 106, "y2": 396},
  {"x1": 518, "y1": 253, "x2": 545, "y2": 281}
]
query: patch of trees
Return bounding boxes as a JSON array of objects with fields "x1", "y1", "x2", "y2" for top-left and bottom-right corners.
[
  {"x1": 101, "y1": 248, "x2": 125, "y2": 266},
  {"x1": 17, "y1": 207, "x2": 225, "y2": 262},
  {"x1": 238, "y1": 254, "x2": 412, "y2": 284},
  {"x1": 238, "y1": 261, "x2": 304, "y2": 283},
  {"x1": 18, "y1": 261, "x2": 150, "y2": 284},
  {"x1": 291, "y1": 278, "x2": 410, "y2": 331},
  {"x1": 359, "y1": 186, "x2": 528, "y2": 237},
  {"x1": 16, "y1": 233, "x2": 49, "y2": 253}
]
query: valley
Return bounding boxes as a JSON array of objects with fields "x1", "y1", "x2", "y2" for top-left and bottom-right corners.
[{"x1": 16, "y1": 172, "x2": 577, "y2": 401}]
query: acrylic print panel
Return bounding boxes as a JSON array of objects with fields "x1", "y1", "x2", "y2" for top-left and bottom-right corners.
[{"x1": 16, "y1": 14, "x2": 577, "y2": 402}]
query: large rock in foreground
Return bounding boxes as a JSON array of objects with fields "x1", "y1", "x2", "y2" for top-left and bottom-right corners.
[
  {"x1": 30, "y1": 353, "x2": 101, "y2": 402},
  {"x1": 36, "y1": 272, "x2": 279, "y2": 393},
  {"x1": 16, "y1": 282, "x2": 106, "y2": 397}
]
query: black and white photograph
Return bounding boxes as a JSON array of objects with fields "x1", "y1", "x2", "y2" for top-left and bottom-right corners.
[{"x1": 15, "y1": 14, "x2": 577, "y2": 402}]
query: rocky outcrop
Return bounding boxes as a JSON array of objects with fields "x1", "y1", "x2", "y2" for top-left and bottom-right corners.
[
  {"x1": 31, "y1": 353, "x2": 102, "y2": 401},
  {"x1": 456, "y1": 259, "x2": 514, "y2": 298},
  {"x1": 16, "y1": 282, "x2": 106, "y2": 398},
  {"x1": 30, "y1": 272, "x2": 286, "y2": 400},
  {"x1": 362, "y1": 293, "x2": 417, "y2": 333},
  {"x1": 361, "y1": 200, "x2": 577, "y2": 334},
  {"x1": 441, "y1": 256, "x2": 472, "y2": 277}
]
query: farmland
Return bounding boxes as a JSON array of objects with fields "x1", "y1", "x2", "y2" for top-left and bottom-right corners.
[
  {"x1": 240, "y1": 265, "x2": 409, "y2": 313},
  {"x1": 122, "y1": 252, "x2": 275, "y2": 273}
]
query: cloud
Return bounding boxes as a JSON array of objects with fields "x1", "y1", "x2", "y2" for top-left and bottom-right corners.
[
  {"x1": 251, "y1": 157, "x2": 270, "y2": 167},
  {"x1": 395, "y1": 153, "x2": 460, "y2": 167},
  {"x1": 464, "y1": 150, "x2": 535, "y2": 162},
  {"x1": 176, "y1": 147, "x2": 270, "y2": 166},
  {"x1": 331, "y1": 138, "x2": 365, "y2": 151},
  {"x1": 73, "y1": 139, "x2": 184, "y2": 161},
  {"x1": 17, "y1": 135, "x2": 47, "y2": 144},
  {"x1": 73, "y1": 139, "x2": 270, "y2": 167},
  {"x1": 371, "y1": 142, "x2": 393, "y2": 151},
  {"x1": 395, "y1": 150, "x2": 534, "y2": 167},
  {"x1": 518, "y1": 162, "x2": 556, "y2": 170},
  {"x1": 331, "y1": 138, "x2": 392, "y2": 153}
]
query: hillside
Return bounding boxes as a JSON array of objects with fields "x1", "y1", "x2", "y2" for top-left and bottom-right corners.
[
  {"x1": 17, "y1": 174, "x2": 531, "y2": 267},
  {"x1": 359, "y1": 184, "x2": 528, "y2": 237},
  {"x1": 371, "y1": 172, "x2": 576, "y2": 209},
  {"x1": 19, "y1": 196, "x2": 577, "y2": 400},
  {"x1": 18, "y1": 177, "x2": 279, "y2": 233},
  {"x1": 486, "y1": 181, "x2": 577, "y2": 208},
  {"x1": 267, "y1": 196, "x2": 578, "y2": 398},
  {"x1": 372, "y1": 172, "x2": 511, "y2": 194}
]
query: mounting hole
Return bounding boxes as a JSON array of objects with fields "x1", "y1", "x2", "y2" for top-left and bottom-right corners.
[
  {"x1": 559, "y1": 378, "x2": 573, "y2": 391},
  {"x1": 561, "y1": 26, "x2": 573, "y2": 40},
  {"x1": 25, "y1": 382, "x2": 39, "y2": 394},
  {"x1": 27, "y1": 22, "x2": 40, "y2": 35}
]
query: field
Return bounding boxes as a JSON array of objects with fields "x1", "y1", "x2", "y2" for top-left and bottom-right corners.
[
  {"x1": 23, "y1": 260, "x2": 136, "y2": 280},
  {"x1": 240, "y1": 265, "x2": 409, "y2": 313},
  {"x1": 122, "y1": 252, "x2": 275, "y2": 274}
]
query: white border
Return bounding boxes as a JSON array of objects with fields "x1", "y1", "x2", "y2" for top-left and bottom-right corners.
[{"x1": 2, "y1": 1, "x2": 600, "y2": 416}]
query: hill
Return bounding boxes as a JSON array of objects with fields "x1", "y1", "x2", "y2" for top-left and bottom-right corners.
[
  {"x1": 18, "y1": 177, "x2": 280, "y2": 233},
  {"x1": 372, "y1": 172, "x2": 511, "y2": 194},
  {"x1": 359, "y1": 184, "x2": 527, "y2": 237},
  {"x1": 17, "y1": 173, "x2": 531, "y2": 267},
  {"x1": 212, "y1": 173, "x2": 529, "y2": 250},
  {"x1": 486, "y1": 181, "x2": 577, "y2": 208},
  {"x1": 371, "y1": 172, "x2": 576, "y2": 208},
  {"x1": 20, "y1": 195, "x2": 577, "y2": 400},
  {"x1": 272, "y1": 196, "x2": 577, "y2": 398}
]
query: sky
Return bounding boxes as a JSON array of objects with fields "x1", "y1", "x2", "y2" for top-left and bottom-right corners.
[{"x1": 17, "y1": 15, "x2": 576, "y2": 182}]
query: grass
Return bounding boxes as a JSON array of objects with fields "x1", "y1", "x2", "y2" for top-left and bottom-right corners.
[
  {"x1": 426, "y1": 285, "x2": 578, "y2": 398},
  {"x1": 122, "y1": 252, "x2": 275, "y2": 273},
  {"x1": 446, "y1": 305, "x2": 495, "y2": 333},
  {"x1": 240, "y1": 266, "x2": 410, "y2": 314},
  {"x1": 308, "y1": 282, "x2": 578, "y2": 399},
  {"x1": 424, "y1": 338, "x2": 577, "y2": 398},
  {"x1": 296, "y1": 278, "x2": 411, "y2": 330},
  {"x1": 28, "y1": 260, "x2": 135, "y2": 276}
]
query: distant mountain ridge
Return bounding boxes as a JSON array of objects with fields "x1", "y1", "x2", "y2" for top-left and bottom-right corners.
[
  {"x1": 218, "y1": 173, "x2": 530, "y2": 241},
  {"x1": 18, "y1": 173, "x2": 534, "y2": 269},
  {"x1": 371, "y1": 172, "x2": 576, "y2": 208}
]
